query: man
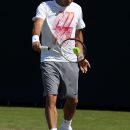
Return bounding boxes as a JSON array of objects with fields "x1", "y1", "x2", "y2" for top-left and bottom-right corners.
[{"x1": 32, "y1": 0, "x2": 90, "y2": 130}]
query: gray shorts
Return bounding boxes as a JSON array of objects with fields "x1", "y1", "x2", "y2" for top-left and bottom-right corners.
[{"x1": 40, "y1": 61, "x2": 79, "y2": 99}]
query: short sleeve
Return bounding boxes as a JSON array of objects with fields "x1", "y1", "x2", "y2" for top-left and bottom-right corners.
[
  {"x1": 76, "y1": 7, "x2": 86, "y2": 29},
  {"x1": 32, "y1": 2, "x2": 47, "y2": 21}
]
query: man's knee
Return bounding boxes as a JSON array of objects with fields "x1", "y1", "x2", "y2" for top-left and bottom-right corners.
[
  {"x1": 67, "y1": 98, "x2": 78, "y2": 106},
  {"x1": 46, "y1": 95, "x2": 57, "y2": 109}
]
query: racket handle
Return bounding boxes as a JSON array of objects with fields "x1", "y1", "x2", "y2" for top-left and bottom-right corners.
[{"x1": 40, "y1": 46, "x2": 49, "y2": 51}]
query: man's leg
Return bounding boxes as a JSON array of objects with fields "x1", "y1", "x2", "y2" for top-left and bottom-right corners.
[
  {"x1": 45, "y1": 95, "x2": 58, "y2": 130},
  {"x1": 63, "y1": 98, "x2": 78, "y2": 120},
  {"x1": 60, "y1": 98, "x2": 78, "y2": 130}
]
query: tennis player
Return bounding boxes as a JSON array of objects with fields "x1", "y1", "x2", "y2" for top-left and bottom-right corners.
[{"x1": 32, "y1": 0, "x2": 90, "y2": 130}]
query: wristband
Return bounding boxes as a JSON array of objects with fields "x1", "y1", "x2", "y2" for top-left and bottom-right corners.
[{"x1": 32, "y1": 35, "x2": 39, "y2": 43}]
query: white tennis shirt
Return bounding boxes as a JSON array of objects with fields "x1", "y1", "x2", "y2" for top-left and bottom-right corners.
[{"x1": 33, "y1": 0, "x2": 86, "y2": 62}]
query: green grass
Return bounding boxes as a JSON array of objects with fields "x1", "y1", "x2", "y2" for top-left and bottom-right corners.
[{"x1": 0, "y1": 107, "x2": 130, "y2": 130}]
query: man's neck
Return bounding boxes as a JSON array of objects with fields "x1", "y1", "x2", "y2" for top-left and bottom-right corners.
[{"x1": 55, "y1": 0, "x2": 72, "y2": 7}]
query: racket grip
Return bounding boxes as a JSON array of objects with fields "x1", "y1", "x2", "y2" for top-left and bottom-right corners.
[{"x1": 40, "y1": 46, "x2": 49, "y2": 51}]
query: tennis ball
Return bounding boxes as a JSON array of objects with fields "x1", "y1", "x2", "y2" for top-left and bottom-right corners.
[{"x1": 73, "y1": 47, "x2": 80, "y2": 55}]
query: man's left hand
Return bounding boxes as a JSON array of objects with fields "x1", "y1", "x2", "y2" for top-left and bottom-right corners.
[{"x1": 79, "y1": 59, "x2": 91, "y2": 73}]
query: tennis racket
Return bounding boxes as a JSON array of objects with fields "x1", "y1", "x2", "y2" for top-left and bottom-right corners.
[{"x1": 40, "y1": 38, "x2": 87, "y2": 62}]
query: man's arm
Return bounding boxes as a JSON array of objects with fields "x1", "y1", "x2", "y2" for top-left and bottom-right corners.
[
  {"x1": 32, "y1": 18, "x2": 44, "y2": 52},
  {"x1": 75, "y1": 29, "x2": 91, "y2": 73},
  {"x1": 75, "y1": 29, "x2": 85, "y2": 60},
  {"x1": 75, "y1": 29, "x2": 84, "y2": 43}
]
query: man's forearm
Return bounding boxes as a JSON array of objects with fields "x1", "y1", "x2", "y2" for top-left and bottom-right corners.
[
  {"x1": 32, "y1": 18, "x2": 44, "y2": 36},
  {"x1": 75, "y1": 29, "x2": 84, "y2": 43}
]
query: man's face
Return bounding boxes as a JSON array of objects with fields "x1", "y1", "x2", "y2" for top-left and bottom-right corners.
[{"x1": 56, "y1": 0, "x2": 73, "y2": 7}]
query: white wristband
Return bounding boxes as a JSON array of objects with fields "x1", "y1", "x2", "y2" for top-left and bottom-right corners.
[{"x1": 32, "y1": 35, "x2": 39, "y2": 44}]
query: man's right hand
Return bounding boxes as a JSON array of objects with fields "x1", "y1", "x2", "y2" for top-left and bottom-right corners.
[{"x1": 32, "y1": 42, "x2": 41, "y2": 53}]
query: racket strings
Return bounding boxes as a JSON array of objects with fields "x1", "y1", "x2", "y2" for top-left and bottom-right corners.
[{"x1": 60, "y1": 39, "x2": 86, "y2": 62}]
